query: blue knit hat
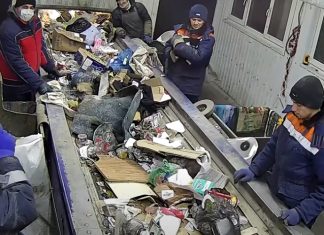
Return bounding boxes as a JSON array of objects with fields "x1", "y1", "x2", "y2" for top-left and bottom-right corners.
[
  {"x1": 189, "y1": 4, "x2": 208, "y2": 22},
  {"x1": 0, "y1": 128, "x2": 16, "y2": 158}
]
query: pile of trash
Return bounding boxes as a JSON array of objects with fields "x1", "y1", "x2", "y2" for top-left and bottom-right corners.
[{"x1": 39, "y1": 10, "x2": 247, "y2": 235}]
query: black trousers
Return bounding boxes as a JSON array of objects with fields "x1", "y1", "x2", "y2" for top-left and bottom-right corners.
[{"x1": 2, "y1": 84, "x2": 35, "y2": 102}]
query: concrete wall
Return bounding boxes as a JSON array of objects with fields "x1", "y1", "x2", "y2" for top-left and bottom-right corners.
[{"x1": 210, "y1": 0, "x2": 324, "y2": 113}]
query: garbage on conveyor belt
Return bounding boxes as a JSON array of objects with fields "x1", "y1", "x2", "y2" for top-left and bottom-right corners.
[{"x1": 37, "y1": 9, "x2": 244, "y2": 235}]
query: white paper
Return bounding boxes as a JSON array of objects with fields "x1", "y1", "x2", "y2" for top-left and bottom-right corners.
[
  {"x1": 166, "y1": 120, "x2": 185, "y2": 133},
  {"x1": 161, "y1": 190, "x2": 175, "y2": 200},
  {"x1": 125, "y1": 138, "x2": 136, "y2": 148},
  {"x1": 160, "y1": 93, "x2": 171, "y2": 102},
  {"x1": 108, "y1": 182, "x2": 156, "y2": 199},
  {"x1": 167, "y1": 169, "x2": 193, "y2": 186},
  {"x1": 104, "y1": 198, "x2": 129, "y2": 206}
]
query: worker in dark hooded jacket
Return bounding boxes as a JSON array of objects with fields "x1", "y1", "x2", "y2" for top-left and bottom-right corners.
[
  {"x1": 234, "y1": 76, "x2": 324, "y2": 227},
  {"x1": 164, "y1": 4, "x2": 215, "y2": 103},
  {"x1": 112, "y1": 0, "x2": 153, "y2": 43},
  {"x1": 0, "y1": 125, "x2": 37, "y2": 233},
  {"x1": 0, "y1": 0, "x2": 63, "y2": 101}
]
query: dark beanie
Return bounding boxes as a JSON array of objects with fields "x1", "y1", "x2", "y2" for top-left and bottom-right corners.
[
  {"x1": 289, "y1": 75, "x2": 324, "y2": 109},
  {"x1": 14, "y1": 0, "x2": 36, "y2": 7},
  {"x1": 189, "y1": 4, "x2": 208, "y2": 22}
]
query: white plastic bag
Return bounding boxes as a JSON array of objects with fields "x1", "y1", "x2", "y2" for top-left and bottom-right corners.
[{"x1": 15, "y1": 134, "x2": 53, "y2": 235}]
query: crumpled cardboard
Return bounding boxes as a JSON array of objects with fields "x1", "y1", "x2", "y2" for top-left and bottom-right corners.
[{"x1": 52, "y1": 29, "x2": 86, "y2": 52}]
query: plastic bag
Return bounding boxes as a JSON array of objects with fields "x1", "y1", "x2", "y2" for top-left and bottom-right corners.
[
  {"x1": 109, "y1": 48, "x2": 133, "y2": 72},
  {"x1": 193, "y1": 150, "x2": 229, "y2": 195},
  {"x1": 149, "y1": 160, "x2": 179, "y2": 186}
]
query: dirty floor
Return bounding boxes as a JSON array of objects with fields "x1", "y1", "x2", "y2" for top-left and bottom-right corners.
[{"x1": 200, "y1": 69, "x2": 237, "y2": 105}]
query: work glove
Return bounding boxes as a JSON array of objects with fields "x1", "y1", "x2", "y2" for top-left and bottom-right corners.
[
  {"x1": 171, "y1": 34, "x2": 185, "y2": 48},
  {"x1": 38, "y1": 82, "x2": 53, "y2": 95},
  {"x1": 169, "y1": 50, "x2": 179, "y2": 63},
  {"x1": 115, "y1": 27, "x2": 127, "y2": 38},
  {"x1": 47, "y1": 68, "x2": 70, "y2": 80},
  {"x1": 280, "y1": 209, "x2": 301, "y2": 226},
  {"x1": 0, "y1": 128, "x2": 16, "y2": 159},
  {"x1": 233, "y1": 168, "x2": 255, "y2": 183},
  {"x1": 143, "y1": 35, "x2": 153, "y2": 44}
]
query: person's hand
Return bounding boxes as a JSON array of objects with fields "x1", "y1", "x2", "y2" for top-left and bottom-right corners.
[
  {"x1": 47, "y1": 68, "x2": 70, "y2": 80},
  {"x1": 115, "y1": 27, "x2": 126, "y2": 38},
  {"x1": 0, "y1": 128, "x2": 16, "y2": 159},
  {"x1": 38, "y1": 82, "x2": 53, "y2": 95},
  {"x1": 171, "y1": 34, "x2": 185, "y2": 48},
  {"x1": 169, "y1": 50, "x2": 178, "y2": 63},
  {"x1": 143, "y1": 35, "x2": 153, "y2": 44},
  {"x1": 280, "y1": 209, "x2": 301, "y2": 226},
  {"x1": 234, "y1": 168, "x2": 255, "y2": 183}
]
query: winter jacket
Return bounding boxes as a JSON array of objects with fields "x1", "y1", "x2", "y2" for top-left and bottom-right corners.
[
  {"x1": 164, "y1": 24, "x2": 215, "y2": 97},
  {"x1": 0, "y1": 7, "x2": 55, "y2": 92},
  {"x1": 0, "y1": 156, "x2": 37, "y2": 234},
  {"x1": 112, "y1": 0, "x2": 152, "y2": 39},
  {"x1": 249, "y1": 106, "x2": 324, "y2": 226}
]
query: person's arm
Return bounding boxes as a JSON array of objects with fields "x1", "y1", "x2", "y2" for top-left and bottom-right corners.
[
  {"x1": 0, "y1": 156, "x2": 37, "y2": 232},
  {"x1": 0, "y1": 31, "x2": 43, "y2": 91},
  {"x1": 294, "y1": 149, "x2": 324, "y2": 225},
  {"x1": 112, "y1": 8, "x2": 123, "y2": 28},
  {"x1": 163, "y1": 39, "x2": 173, "y2": 73},
  {"x1": 249, "y1": 126, "x2": 280, "y2": 176},
  {"x1": 173, "y1": 36, "x2": 215, "y2": 66},
  {"x1": 136, "y1": 2, "x2": 152, "y2": 37}
]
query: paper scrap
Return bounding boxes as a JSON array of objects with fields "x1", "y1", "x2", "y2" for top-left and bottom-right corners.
[
  {"x1": 125, "y1": 138, "x2": 136, "y2": 148},
  {"x1": 168, "y1": 169, "x2": 193, "y2": 186},
  {"x1": 166, "y1": 120, "x2": 185, "y2": 133},
  {"x1": 108, "y1": 182, "x2": 156, "y2": 199},
  {"x1": 161, "y1": 190, "x2": 175, "y2": 200}
]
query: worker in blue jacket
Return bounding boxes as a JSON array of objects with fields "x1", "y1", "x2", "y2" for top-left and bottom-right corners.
[
  {"x1": 0, "y1": 125, "x2": 37, "y2": 233},
  {"x1": 164, "y1": 4, "x2": 215, "y2": 103},
  {"x1": 234, "y1": 76, "x2": 324, "y2": 227}
]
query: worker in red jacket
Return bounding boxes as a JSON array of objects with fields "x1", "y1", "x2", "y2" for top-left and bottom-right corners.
[{"x1": 0, "y1": 0, "x2": 62, "y2": 101}]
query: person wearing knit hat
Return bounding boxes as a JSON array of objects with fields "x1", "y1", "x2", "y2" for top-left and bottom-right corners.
[
  {"x1": 164, "y1": 4, "x2": 215, "y2": 103},
  {"x1": 189, "y1": 4, "x2": 208, "y2": 23},
  {"x1": 0, "y1": 125, "x2": 37, "y2": 232},
  {"x1": 13, "y1": 0, "x2": 36, "y2": 8},
  {"x1": 112, "y1": 0, "x2": 153, "y2": 43},
  {"x1": 234, "y1": 76, "x2": 324, "y2": 227},
  {"x1": 0, "y1": 0, "x2": 66, "y2": 101},
  {"x1": 291, "y1": 76, "x2": 324, "y2": 108}
]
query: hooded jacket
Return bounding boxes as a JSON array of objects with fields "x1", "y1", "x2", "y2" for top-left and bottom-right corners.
[
  {"x1": 164, "y1": 23, "x2": 215, "y2": 97},
  {"x1": 249, "y1": 106, "x2": 324, "y2": 226},
  {"x1": 112, "y1": 0, "x2": 152, "y2": 39},
  {"x1": 0, "y1": 7, "x2": 54, "y2": 92}
]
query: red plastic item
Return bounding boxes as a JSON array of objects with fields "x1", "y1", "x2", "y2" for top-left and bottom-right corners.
[{"x1": 160, "y1": 208, "x2": 185, "y2": 220}]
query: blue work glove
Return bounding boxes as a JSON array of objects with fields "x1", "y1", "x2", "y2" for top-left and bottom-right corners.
[
  {"x1": 0, "y1": 128, "x2": 16, "y2": 159},
  {"x1": 143, "y1": 35, "x2": 153, "y2": 44},
  {"x1": 280, "y1": 208, "x2": 301, "y2": 226},
  {"x1": 233, "y1": 168, "x2": 255, "y2": 183}
]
